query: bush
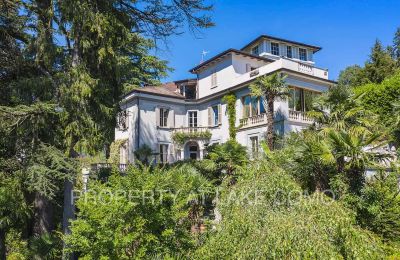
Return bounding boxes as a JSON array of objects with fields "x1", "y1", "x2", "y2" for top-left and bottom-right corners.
[
  {"x1": 65, "y1": 164, "x2": 212, "y2": 259},
  {"x1": 195, "y1": 162, "x2": 388, "y2": 259}
]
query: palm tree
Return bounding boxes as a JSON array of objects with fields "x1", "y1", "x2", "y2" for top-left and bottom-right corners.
[{"x1": 249, "y1": 73, "x2": 289, "y2": 150}]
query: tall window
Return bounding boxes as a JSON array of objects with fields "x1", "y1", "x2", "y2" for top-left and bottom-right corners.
[
  {"x1": 188, "y1": 111, "x2": 198, "y2": 127},
  {"x1": 286, "y1": 46, "x2": 292, "y2": 58},
  {"x1": 271, "y1": 42, "x2": 280, "y2": 56},
  {"x1": 251, "y1": 45, "x2": 259, "y2": 55},
  {"x1": 242, "y1": 95, "x2": 265, "y2": 118},
  {"x1": 159, "y1": 144, "x2": 168, "y2": 164},
  {"x1": 250, "y1": 136, "x2": 259, "y2": 158},
  {"x1": 299, "y1": 48, "x2": 307, "y2": 61},
  {"x1": 211, "y1": 71, "x2": 217, "y2": 87},
  {"x1": 288, "y1": 87, "x2": 320, "y2": 112},
  {"x1": 159, "y1": 108, "x2": 169, "y2": 127},
  {"x1": 212, "y1": 105, "x2": 219, "y2": 126}
]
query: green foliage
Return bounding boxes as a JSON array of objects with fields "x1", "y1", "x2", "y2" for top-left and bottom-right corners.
[
  {"x1": 249, "y1": 72, "x2": 289, "y2": 149},
  {"x1": 134, "y1": 144, "x2": 153, "y2": 164},
  {"x1": 108, "y1": 139, "x2": 128, "y2": 164},
  {"x1": 204, "y1": 140, "x2": 248, "y2": 179},
  {"x1": 222, "y1": 93, "x2": 237, "y2": 139},
  {"x1": 195, "y1": 162, "x2": 387, "y2": 259},
  {"x1": 355, "y1": 170, "x2": 400, "y2": 243},
  {"x1": 364, "y1": 40, "x2": 397, "y2": 84},
  {"x1": 65, "y1": 164, "x2": 212, "y2": 259},
  {"x1": 171, "y1": 131, "x2": 212, "y2": 145},
  {"x1": 338, "y1": 65, "x2": 368, "y2": 87}
]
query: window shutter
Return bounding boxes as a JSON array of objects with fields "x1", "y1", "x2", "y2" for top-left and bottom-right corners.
[
  {"x1": 293, "y1": 47, "x2": 299, "y2": 59},
  {"x1": 155, "y1": 107, "x2": 160, "y2": 126},
  {"x1": 218, "y1": 104, "x2": 222, "y2": 125},
  {"x1": 208, "y1": 107, "x2": 212, "y2": 126},
  {"x1": 246, "y1": 63, "x2": 251, "y2": 72},
  {"x1": 266, "y1": 41, "x2": 271, "y2": 53},
  {"x1": 168, "y1": 109, "x2": 175, "y2": 128}
]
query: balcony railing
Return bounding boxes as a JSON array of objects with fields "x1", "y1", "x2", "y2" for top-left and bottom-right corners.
[
  {"x1": 172, "y1": 126, "x2": 210, "y2": 133},
  {"x1": 239, "y1": 113, "x2": 267, "y2": 128},
  {"x1": 288, "y1": 110, "x2": 313, "y2": 123}
]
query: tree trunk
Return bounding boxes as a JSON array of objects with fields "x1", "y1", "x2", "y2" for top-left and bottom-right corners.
[
  {"x1": 266, "y1": 98, "x2": 275, "y2": 150},
  {"x1": 33, "y1": 193, "x2": 54, "y2": 236},
  {"x1": 0, "y1": 228, "x2": 6, "y2": 260},
  {"x1": 62, "y1": 145, "x2": 79, "y2": 260}
]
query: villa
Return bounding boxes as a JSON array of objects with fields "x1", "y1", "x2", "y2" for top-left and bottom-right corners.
[{"x1": 114, "y1": 34, "x2": 336, "y2": 164}]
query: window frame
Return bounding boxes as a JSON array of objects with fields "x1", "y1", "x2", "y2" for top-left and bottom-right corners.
[
  {"x1": 286, "y1": 46, "x2": 292, "y2": 58},
  {"x1": 299, "y1": 48, "x2": 307, "y2": 61},
  {"x1": 288, "y1": 87, "x2": 320, "y2": 112},
  {"x1": 212, "y1": 105, "x2": 219, "y2": 126},
  {"x1": 242, "y1": 95, "x2": 265, "y2": 118},
  {"x1": 188, "y1": 110, "x2": 198, "y2": 128},
  {"x1": 159, "y1": 107, "x2": 169, "y2": 127},
  {"x1": 271, "y1": 42, "x2": 280, "y2": 56},
  {"x1": 250, "y1": 136, "x2": 259, "y2": 158},
  {"x1": 251, "y1": 45, "x2": 259, "y2": 55},
  {"x1": 159, "y1": 144, "x2": 169, "y2": 164}
]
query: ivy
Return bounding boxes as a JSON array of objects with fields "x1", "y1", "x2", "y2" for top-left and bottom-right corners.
[
  {"x1": 171, "y1": 131, "x2": 212, "y2": 145},
  {"x1": 108, "y1": 139, "x2": 128, "y2": 164},
  {"x1": 222, "y1": 93, "x2": 237, "y2": 140}
]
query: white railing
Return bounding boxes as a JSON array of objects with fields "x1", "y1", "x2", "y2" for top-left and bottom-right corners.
[
  {"x1": 298, "y1": 63, "x2": 314, "y2": 75},
  {"x1": 172, "y1": 127, "x2": 210, "y2": 134},
  {"x1": 288, "y1": 110, "x2": 313, "y2": 123},
  {"x1": 240, "y1": 113, "x2": 267, "y2": 128}
]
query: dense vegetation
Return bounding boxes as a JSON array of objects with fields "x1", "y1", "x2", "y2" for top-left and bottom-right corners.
[{"x1": 1, "y1": 0, "x2": 400, "y2": 258}]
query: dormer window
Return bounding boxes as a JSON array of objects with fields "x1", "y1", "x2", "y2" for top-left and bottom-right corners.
[
  {"x1": 251, "y1": 45, "x2": 259, "y2": 55},
  {"x1": 299, "y1": 48, "x2": 307, "y2": 61},
  {"x1": 271, "y1": 42, "x2": 280, "y2": 56},
  {"x1": 286, "y1": 46, "x2": 292, "y2": 58}
]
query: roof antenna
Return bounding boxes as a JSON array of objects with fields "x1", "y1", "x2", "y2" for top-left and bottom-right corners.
[{"x1": 200, "y1": 50, "x2": 209, "y2": 64}]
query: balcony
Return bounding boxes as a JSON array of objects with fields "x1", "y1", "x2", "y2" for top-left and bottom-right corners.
[
  {"x1": 90, "y1": 163, "x2": 128, "y2": 172},
  {"x1": 239, "y1": 113, "x2": 267, "y2": 128},
  {"x1": 172, "y1": 126, "x2": 210, "y2": 134},
  {"x1": 288, "y1": 110, "x2": 313, "y2": 123}
]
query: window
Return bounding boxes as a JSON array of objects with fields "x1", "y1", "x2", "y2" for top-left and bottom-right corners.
[
  {"x1": 271, "y1": 42, "x2": 280, "y2": 56},
  {"x1": 286, "y1": 46, "x2": 292, "y2": 58},
  {"x1": 159, "y1": 144, "x2": 168, "y2": 164},
  {"x1": 159, "y1": 108, "x2": 169, "y2": 127},
  {"x1": 189, "y1": 145, "x2": 198, "y2": 160},
  {"x1": 250, "y1": 136, "x2": 259, "y2": 158},
  {"x1": 117, "y1": 110, "x2": 129, "y2": 131},
  {"x1": 213, "y1": 106, "x2": 219, "y2": 126},
  {"x1": 242, "y1": 95, "x2": 265, "y2": 118},
  {"x1": 251, "y1": 45, "x2": 259, "y2": 55},
  {"x1": 288, "y1": 87, "x2": 320, "y2": 112},
  {"x1": 188, "y1": 111, "x2": 198, "y2": 127},
  {"x1": 211, "y1": 71, "x2": 217, "y2": 87},
  {"x1": 299, "y1": 48, "x2": 307, "y2": 61}
]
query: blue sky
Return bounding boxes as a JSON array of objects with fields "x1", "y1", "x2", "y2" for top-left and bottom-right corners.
[{"x1": 157, "y1": 0, "x2": 400, "y2": 82}]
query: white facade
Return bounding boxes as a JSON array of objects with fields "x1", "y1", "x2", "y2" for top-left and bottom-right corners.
[{"x1": 115, "y1": 35, "x2": 335, "y2": 164}]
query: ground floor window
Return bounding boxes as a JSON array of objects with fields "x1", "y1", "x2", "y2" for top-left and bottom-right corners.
[
  {"x1": 189, "y1": 145, "x2": 198, "y2": 160},
  {"x1": 250, "y1": 136, "x2": 259, "y2": 158},
  {"x1": 159, "y1": 144, "x2": 168, "y2": 164}
]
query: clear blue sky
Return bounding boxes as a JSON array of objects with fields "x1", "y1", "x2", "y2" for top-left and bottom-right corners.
[{"x1": 157, "y1": 0, "x2": 400, "y2": 82}]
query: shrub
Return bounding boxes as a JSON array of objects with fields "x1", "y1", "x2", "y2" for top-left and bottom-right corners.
[
  {"x1": 195, "y1": 162, "x2": 388, "y2": 259},
  {"x1": 65, "y1": 164, "x2": 212, "y2": 259}
]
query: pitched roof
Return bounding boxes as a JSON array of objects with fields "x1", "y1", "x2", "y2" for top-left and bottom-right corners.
[
  {"x1": 241, "y1": 35, "x2": 322, "y2": 53},
  {"x1": 189, "y1": 48, "x2": 274, "y2": 73},
  {"x1": 124, "y1": 82, "x2": 185, "y2": 99}
]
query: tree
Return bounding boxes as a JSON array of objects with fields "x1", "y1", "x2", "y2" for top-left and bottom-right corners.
[
  {"x1": 65, "y1": 164, "x2": 212, "y2": 259},
  {"x1": 205, "y1": 140, "x2": 248, "y2": 182},
  {"x1": 392, "y1": 27, "x2": 400, "y2": 64},
  {"x1": 337, "y1": 65, "x2": 368, "y2": 87},
  {"x1": 364, "y1": 40, "x2": 397, "y2": 84},
  {"x1": 249, "y1": 73, "x2": 289, "y2": 150}
]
